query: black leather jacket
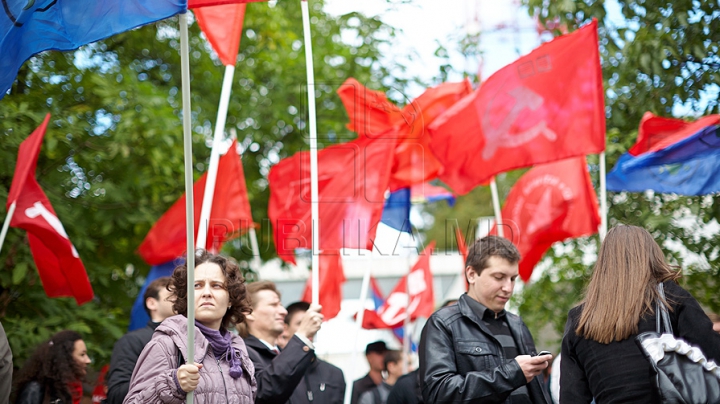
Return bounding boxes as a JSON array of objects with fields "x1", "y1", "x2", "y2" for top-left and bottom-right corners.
[
  {"x1": 15, "y1": 381, "x2": 67, "y2": 404},
  {"x1": 419, "y1": 294, "x2": 550, "y2": 404}
]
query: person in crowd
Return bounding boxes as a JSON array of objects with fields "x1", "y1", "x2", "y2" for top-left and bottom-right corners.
[
  {"x1": 561, "y1": 225, "x2": 720, "y2": 403},
  {"x1": 350, "y1": 340, "x2": 388, "y2": 404},
  {"x1": 0, "y1": 322, "x2": 12, "y2": 403},
  {"x1": 123, "y1": 250, "x2": 256, "y2": 403},
  {"x1": 419, "y1": 235, "x2": 551, "y2": 403},
  {"x1": 13, "y1": 330, "x2": 92, "y2": 404},
  {"x1": 706, "y1": 312, "x2": 720, "y2": 334},
  {"x1": 359, "y1": 350, "x2": 404, "y2": 404},
  {"x1": 387, "y1": 299, "x2": 458, "y2": 404},
  {"x1": 105, "y1": 277, "x2": 175, "y2": 404},
  {"x1": 281, "y1": 301, "x2": 346, "y2": 403},
  {"x1": 238, "y1": 281, "x2": 322, "y2": 404}
]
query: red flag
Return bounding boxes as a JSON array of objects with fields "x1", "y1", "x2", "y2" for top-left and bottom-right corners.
[
  {"x1": 192, "y1": 4, "x2": 246, "y2": 66},
  {"x1": 362, "y1": 242, "x2": 436, "y2": 328},
  {"x1": 338, "y1": 79, "x2": 472, "y2": 190},
  {"x1": 300, "y1": 251, "x2": 346, "y2": 320},
  {"x1": 492, "y1": 157, "x2": 600, "y2": 281},
  {"x1": 138, "y1": 140, "x2": 253, "y2": 265},
  {"x1": 268, "y1": 136, "x2": 395, "y2": 263},
  {"x1": 7, "y1": 114, "x2": 94, "y2": 305},
  {"x1": 455, "y1": 227, "x2": 469, "y2": 292},
  {"x1": 91, "y1": 364, "x2": 109, "y2": 403},
  {"x1": 428, "y1": 20, "x2": 605, "y2": 195},
  {"x1": 188, "y1": 0, "x2": 265, "y2": 7}
]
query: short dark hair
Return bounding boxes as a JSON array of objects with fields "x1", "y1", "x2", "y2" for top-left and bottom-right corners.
[
  {"x1": 466, "y1": 235, "x2": 520, "y2": 277},
  {"x1": 169, "y1": 249, "x2": 251, "y2": 331},
  {"x1": 285, "y1": 301, "x2": 310, "y2": 325},
  {"x1": 383, "y1": 350, "x2": 402, "y2": 370},
  {"x1": 365, "y1": 340, "x2": 388, "y2": 355},
  {"x1": 237, "y1": 281, "x2": 283, "y2": 338},
  {"x1": 143, "y1": 276, "x2": 171, "y2": 317}
]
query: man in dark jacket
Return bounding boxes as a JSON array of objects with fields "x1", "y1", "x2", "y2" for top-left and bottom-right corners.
[
  {"x1": 281, "y1": 301, "x2": 346, "y2": 404},
  {"x1": 239, "y1": 281, "x2": 323, "y2": 404},
  {"x1": 105, "y1": 277, "x2": 174, "y2": 404},
  {"x1": 350, "y1": 340, "x2": 387, "y2": 404},
  {"x1": 419, "y1": 236, "x2": 552, "y2": 404}
]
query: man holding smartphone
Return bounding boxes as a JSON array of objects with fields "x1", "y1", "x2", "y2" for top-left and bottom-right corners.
[{"x1": 419, "y1": 235, "x2": 552, "y2": 403}]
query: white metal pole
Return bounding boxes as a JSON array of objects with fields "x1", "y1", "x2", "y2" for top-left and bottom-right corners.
[
  {"x1": 599, "y1": 152, "x2": 607, "y2": 240},
  {"x1": 301, "y1": 0, "x2": 320, "y2": 306},
  {"x1": 402, "y1": 256, "x2": 411, "y2": 374},
  {"x1": 248, "y1": 226, "x2": 262, "y2": 272},
  {"x1": 490, "y1": 177, "x2": 504, "y2": 238},
  {"x1": 196, "y1": 64, "x2": 236, "y2": 250},
  {"x1": 179, "y1": 13, "x2": 195, "y2": 404},
  {"x1": 346, "y1": 264, "x2": 372, "y2": 404},
  {"x1": 0, "y1": 202, "x2": 17, "y2": 256}
]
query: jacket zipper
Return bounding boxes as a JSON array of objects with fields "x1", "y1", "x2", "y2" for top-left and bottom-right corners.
[{"x1": 216, "y1": 356, "x2": 230, "y2": 404}]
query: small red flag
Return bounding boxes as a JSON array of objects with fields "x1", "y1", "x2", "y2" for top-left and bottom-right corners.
[
  {"x1": 300, "y1": 251, "x2": 346, "y2": 320},
  {"x1": 192, "y1": 3, "x2": 246, "y2": 66},
  {"x1": 428, "y1": 20, "x2": 605, "y2": 195},
  {"x1": 7, "y1": 114, "x2": 94, "y2": 305},
  {"x1": 362, "y1": 242, "x2": 436, "y2": 328},
  {"x1": 268, "y1": 136, "x2": 395, "y2": 263},
  {"x1": 492, "y1": 157, "x2": 600, "y2": 281},
  {"x1": 138, "y1": 140, "x2": 253, "y2": 265}
]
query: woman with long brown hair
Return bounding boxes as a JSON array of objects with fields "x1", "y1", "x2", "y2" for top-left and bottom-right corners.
[
  {"x1": 560, "y1": 225, "x2": 720, "y2": 403},
  {"x1": 14, "y1": 330, "x2": 92, "y2": 404}
]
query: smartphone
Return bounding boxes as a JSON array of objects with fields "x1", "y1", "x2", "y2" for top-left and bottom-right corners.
[{"x1": 535, "y1": 350, "x2": 552, "y2": 356}]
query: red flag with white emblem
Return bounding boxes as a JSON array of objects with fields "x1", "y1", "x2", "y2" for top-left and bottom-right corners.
[
  {"x1": 428, "y1": 20, "x2": 605, "y2": 195},
  {"x1": 492, "y1": 157, "x2": 600, "y2": 281},
  {"x1": 7, "y1": 114, "x2": 94, "y2": 305},
  {"x1": 362, "y1": 242, "x2": 435, "y2": 328}
]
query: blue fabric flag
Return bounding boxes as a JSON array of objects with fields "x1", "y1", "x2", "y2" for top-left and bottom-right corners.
[
  {"x1": 1, "y1": 0, "x2": 186, "y2": 100},
  {"x1": 380, "y1": 188, "x2": 411, "y2": 233},
  {"x1": 607, "y1": 124, "x2": 720, "y2": 196},
  {"x1": 128, "y1": 260, "x2": 179, "y2": 331}
]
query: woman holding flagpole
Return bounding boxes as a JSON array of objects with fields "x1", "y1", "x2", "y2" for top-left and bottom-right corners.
[{"x1": 123, "y1": 250, "x2": 256, "y2": 404}]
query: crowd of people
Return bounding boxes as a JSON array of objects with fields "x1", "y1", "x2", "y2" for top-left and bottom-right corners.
[{"x1": 4, "y1": 225, "x2": 720, "y2": 404}]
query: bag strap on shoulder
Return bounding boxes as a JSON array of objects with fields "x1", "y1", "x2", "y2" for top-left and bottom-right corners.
[{"x1": 656, "y1": 282, "x2": 673, "y2": 335}]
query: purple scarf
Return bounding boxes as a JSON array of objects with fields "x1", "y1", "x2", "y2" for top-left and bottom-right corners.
[{"x1": 195, "y1": 321, "x2": 243, "y2": 379}]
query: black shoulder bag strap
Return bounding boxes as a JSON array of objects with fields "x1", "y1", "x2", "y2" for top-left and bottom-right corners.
[{"x1": 656, "y1": 282, "x2": 673, "y2": 335}]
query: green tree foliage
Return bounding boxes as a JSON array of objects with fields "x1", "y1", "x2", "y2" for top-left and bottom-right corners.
[{"x1": 0, "y1": 1, "x2": 406, "y2": 370}]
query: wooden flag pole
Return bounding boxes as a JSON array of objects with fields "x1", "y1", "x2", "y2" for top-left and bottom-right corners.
[
  {"x1": 599, "y1": 152, "x2": 608, "y2": 240},
  {"x1": 196, "y1": 64, "x2": 236, "y2": 249},
  {"x1": 490, "y1": 177, "x2": 504, "y2": 237},
  {"x1": 179, "y1": 13, "x2": 195, "y2": 404},
  {"x1": 301, "y1": 0, "x2": 320, "y2": 306},
  {"x1": 0, "y1": 202, "x2": 16, "y2": 256}
]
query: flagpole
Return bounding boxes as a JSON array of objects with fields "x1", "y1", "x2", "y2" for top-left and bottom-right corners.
[
  {"x1": 0, "y1": 202, "x2": 16, "y2": 256},
  {"x1": 347, "y1": 264, "x2": 372, "y2": 404},
  {"x1": 179, "y1": 12, "x2": 195, "y2": 404},
  {"x1": 402, "y1": 256, "x2": 411, "y2": 375},
  {"x1": 599, "y1": 152, "x2": 607, "y2": 240},
  {"x1": 301, "y1": 0, "x2": 320, "y2": 306},
  {"x1": 489, "y1": 177, "x2": 504, "y2": 237},
  {"x1": 249, "y1": 226, "x2": 262, "y2": 272},
  {"x1": 196, "y1": 64, "x2": 236, "y2": 249}
]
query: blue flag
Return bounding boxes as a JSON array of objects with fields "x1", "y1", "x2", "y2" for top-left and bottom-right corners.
[
  {"x1": 607, "y1": 120, "x2": 720, "y2": 196},
  {"x1": 0, "y1": 0, "x2": 186, "y2": 100},
  {"x1": 380, "y1": 188, "x2": 411, "y2": 233},
  {"x1": 128, "y1": 260, "x2": 179, "y2": 331}
]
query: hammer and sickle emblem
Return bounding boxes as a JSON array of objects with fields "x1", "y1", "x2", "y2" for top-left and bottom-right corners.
[{"x1": 480, "y1": 86, "x2": 558, "y2": 160}]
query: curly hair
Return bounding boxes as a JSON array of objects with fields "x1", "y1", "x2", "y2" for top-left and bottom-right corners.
[
  {"x1": 13, "y1": 330, "x2": 85, "y2": 403},
  {"x1": 169, "y1": 249, "x2": 252, "y2": 331}
]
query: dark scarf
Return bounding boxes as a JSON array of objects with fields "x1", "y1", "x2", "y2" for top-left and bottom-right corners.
[{"x1": 194, "y1": 321, "x2": 243, "y2": 379}]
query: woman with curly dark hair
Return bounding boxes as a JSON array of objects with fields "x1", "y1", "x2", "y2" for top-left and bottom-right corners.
[
  {"x1": 14, "y1": 330, "x2": 91, "y2": 404},
  {"x1": 124, "y1": 249, "x2": 256, "y2": 404}
]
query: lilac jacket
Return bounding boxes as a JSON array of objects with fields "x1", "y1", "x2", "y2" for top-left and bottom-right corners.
[{"x1": 123, "y1": 315, "x2": 256, "y2": 404}]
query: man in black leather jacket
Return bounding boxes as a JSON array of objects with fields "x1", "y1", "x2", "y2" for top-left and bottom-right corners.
[{"x1": 419, "y1": 236, "x2": 551, "y2": 404}]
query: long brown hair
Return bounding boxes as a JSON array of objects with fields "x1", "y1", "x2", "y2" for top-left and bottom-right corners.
[{"x1": 576, "y1": 225, "x2": 681, "y2": 343}]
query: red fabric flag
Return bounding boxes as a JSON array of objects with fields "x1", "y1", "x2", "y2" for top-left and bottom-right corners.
[
  {"x1": 362, "y1": 242, "x2": 436, "y2": 328},
  {"x1": 188, "y1": 0, "x2": 265, "y2": 7},
  {"x1": 138, "y1": 140, "x2": 253, "y2": 265},
  {"x1": 192, "y1": 3, "x2": 246, "y2": 66},
  {"x1": 629, "y1": 112, "x2": 720, "y2": 156},
  {"x1": 300, "y1": 251, "x2": 346, "y2": 320},
  {"x1": 7, "y1": 114, "x2": 94, "y2": 305},
  {"x1": 91, "y1": 364, "x2": 109, "y2": 403},
  {"x1": 268, "y1": 136, "x2": 395, "y2": 264},
  {"x1": 338, "y1": 78, "x2": 473, "y2": 190},
  {"x1": 428, "y1": 20, "x2": 605, "y2": 195},
  {"x1": 455, "y1": 227, "x2": 469, "y2": 292},
  {"x1": 492, "y1": 157, "x2": 600, "y2": 281}
]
